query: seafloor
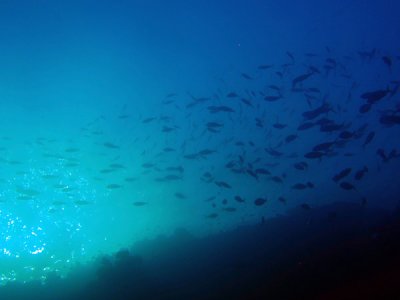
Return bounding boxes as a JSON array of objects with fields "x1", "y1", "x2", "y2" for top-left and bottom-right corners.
[{"x1": 1, "y1": 200, "x2": 399, "y2": 300}]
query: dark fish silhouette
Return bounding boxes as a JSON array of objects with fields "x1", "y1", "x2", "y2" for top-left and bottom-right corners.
[
  {"x1": 380, "y1": 114, "x2": 400, "y2": 126},
  {"x1": 382, "y1": 56, "x2": 392, "y2": 68},
  {"x1": 363, "y1": 132, "x2": 375, "y2": 147},
  {"x1": 227, "y1": 92, "x2": 238, "y2": 98},
  {"x1": 294, "y1": 162, "x2": 308, "y2": 170},
  {"x1": 206, "y1": 213, "x2": 218, "y2": 219},
  {"x1": 258, "y1": 64, "x2": 273, "y2": 70},
  {"x1": 359, "y1": 103, "x2": 372, "y2": 113},
  {"x1": 298, "y1": 122, "x2": 315, "y2": 130},
  {"x1": 208, "y1": 106, "x2": 235, "y2": 113},
  {"x1": 292, "y1": 72, "x2": 314, "y2": 88},
  {"x1": 234, "y1": 196, "x2": 245, "y2": 203},
  {"x1": 254, "y1": 198, "x2": 267, "y2": 206},
  {"x1": 255, "y1": 168, "x2": 271, "y2": 175},
  {"x1": 313, "y1": 142, "x2": 335, "y2": 152},
  {"x1": 332, "y1": 168, "x2": 352, "y2": 182},
  {"x1": 361, "y1": 89, "x2": 389, "y2": 104},
  {"x1": 354, "y1": 166, "x2": 368, "y2": 180},
  {"x1": 215, "y1": 181, "x2": 232, "y2": 189},
  {"x1": 339, "y1": 181, "x2": 356, "y2": 190},
  {"x1": 304, "y1": 151, "x2": 324, "y2": 159},
  {"x1": 241, "y1": 73, "x2": 254, "y2": 80},
  {"x1": 104, "y1": 142, "x2": 120, "y2": 149},
  {"x1": 302, "y1": 102, "x2": 331, "y2": 120},
  {"x1": 292, "y1": 182, "x2": 314, "y2": 190},
  {"x1": 339, "y1": 130, "x2": 354, "y2": 139},
  {"x1": 264, "y1": 95, "x2": 282, "y2": 102},
  {"x1": 284, "y1": 134, "x2": 297, "y2": 144},
  {"x1": 273, "y1": 123, "x2": 287, "y2": 129},
  {"x1": 132, "y1": 202, "x2": 147, "y2": 206},
  {"x1": 278, "y1": 197, "x2": 287, "y2": 204}
]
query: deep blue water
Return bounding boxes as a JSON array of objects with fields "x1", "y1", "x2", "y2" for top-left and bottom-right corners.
[{"x1": 0, "y1": 0, "x2": 399, "y2": 298}]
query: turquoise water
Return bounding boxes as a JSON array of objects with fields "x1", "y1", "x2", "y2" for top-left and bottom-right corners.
[{"x1": 0, "y1": 0, "x2": 399, "y2": 290}]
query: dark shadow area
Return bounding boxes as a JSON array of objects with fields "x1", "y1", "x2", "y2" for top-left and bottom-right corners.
[{"x1": 1, "y1": 200, "x2": 400, "y2": 300}]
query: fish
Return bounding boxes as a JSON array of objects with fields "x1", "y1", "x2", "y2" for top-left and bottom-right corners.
[
  {"x1": 361, "y1": 89, "x2": 390, "y2": 104},
  {"x1": 109, "y1": 163, "x2": 125, "y2": 169},
  {"x1": 156, "y1": 175, "x2": 182, "y2": 182},
  {"x1": 118, "y1": 114, "x2": 130, "y2": 119},
  {"x1": 291, "y1": 182, "x2": 313, "y2": 190},
  {"x1": 205, "y1": 196, "x2": 216, "y2": 202},
  {"x1": 222, "y1": 207, "x2": 237, "y2": 212},
  {"x1": 363, "y1": 132, "x2": 375, "y2": 147},
  {"x1": 302, "y1": 102, "x2": 331, "y2": 120},
  {"x1": 174, "y1": 192, "x2": 186, "y2": 199},
  {"x1": 100, "y1": 168, "x2": 116, "y2": 174},
  {"x1": 123, "y1": 177, "x2": 137, "y2": 183},
  {"x1": 142, "y1": 163, "x2": 156, "y2": 169},
  {"x1": 304, "y1": 151, "x2": 324, "y2": 159},
  {"x1": 292, "y1": 72, "x2": 314, "y2": 88},
  {"x1": 206, "y1": 213, "x2": 218, "y2": 219},
  {"x1": 380, "y1": 114, "x2": 400, "y2": 126},
  {"x1": 264, "y1": 95, "x2": 282, "y2": 102},
  {"x1": 53, "y1": 184, "x2": 68, "y2": 189},
  {"x1": 65, "y1": 147, "x2": 79, "y2": 153},
  {"x1": 354, "y1": 166, "x2": 368, "y2": 180},
  {"x1": 285, "y1": 134, "x2": 298, "y2": 143},
  {"x1": 377, "y1": 148, "x2": 388, "y2": 162},
  {"x1": 377, "y1": 148, "x2": 400, "y2": 162},
  {"x1": 254, "y1": 198, "x2": 267, "y2": 206},
  {"x1": 142, "y1": 117, "x2": 157, "y2": 123},
  {"x1": 339, "y1": 181, "x2": 356, "y2": 190},
  {"x1": 278, "y1": 197, "x2": 287, "y2": 204},
  {"x1": 208, "y1": 106, "x2": 235, "y2": 113},
  {"x1": 52, "y1": 201, "x2": 66, "y2": 206},
  {"x1": 240, "y1": 98, "x2": 253, "y2": 107},
  {"x1": 41, "y1": 174, "x2": 59, "y2": 180},
  {"x1": 270, "y1": 176, "x2": 283, "y2": 183},
  {"x1": 258, "y1": 64, "x2": 273, "y2": 70},
  {"x1": 298, "y1": 122, "x2": 315, "y2": 130},
  {"x1": 166, "y1": 166, "x2": 184, "y2": 173},
  {"x1": 273, "y1": 123, "x2": 287, "y2": 129},
  {"x1": 359, "y1": 103, "x2": 372, "y2": 113},
  {"x1": 241, "y1": 73, "x2": 254, "y2": 80},
  {"x1": 16, "y1": 187, "x2": 40, "y2": 197},
  {"x1": 74, "y1": 200, "x2": 92, "y2": 206},
  {"x1": 162, "y1": 126, "x2": 177, "y2": 132},
  {"x1": 107, "y1": 184, "x2": 122, "y2": 189},
  {"x1": 132, "y1": 201, "x2": 147, "y2": 206},
  {"x1": 234, "y1": 196, "x2": 245, "y2": 203},
  {"x1": 206, "y1": 122, "x2": 224, "y2": 128},
  {"x1": 332, "y1": 168, "x2": 352, "y2": 182},
  {"x1": 339, "y1": 130, "x2": 355, "y2": 139},
  {"x1": 313, "y1": 142, "x2": 335, "y2": 152},
  {"x1": 265, "y1": 148, "x2": 283, "y2": 157},
  {"x1": 103, "y1": 142, "x2": 120, "y2": 149},
  {"x1": 255, "y1": 168, "x2": 271, "y2": 175},
  {"x1": 382, "y1": 56, "x2": 392, "y2": 68},
  {"x1": 320, "y1": 122, "x2": 344, "y2": 132},
  {"x1": 198, "y1": 149, "x2": 216, "y2": 156},
  {"x1": 294, "y1": 162, "x2": 308, "y2": 170},
  {"x1": 269, "y1": 85, "x2": 281, "y2": 91},
  {"x1": 286, "y1": 51, "x2": 295, "y2": 62},
  {"x1": 215, "y1": 181, "x2": 232, "y2": 189},
  {"x1": 227, "y1": 92, "x2": 238, "y2": 98},
  {"x1": 17, "y1": 195, "x2": 34, "y2": 200}
]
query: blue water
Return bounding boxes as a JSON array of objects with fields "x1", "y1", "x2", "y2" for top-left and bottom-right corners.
[{"x1": 0, "y1": 0, "x2": 399, "y2": 297}]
